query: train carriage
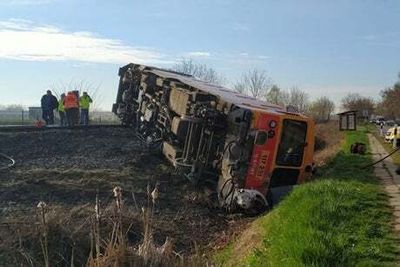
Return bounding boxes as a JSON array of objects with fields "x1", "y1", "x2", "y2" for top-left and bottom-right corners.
[{"x1": 113, "y1": 63, "x2": 315, "y2": 212}]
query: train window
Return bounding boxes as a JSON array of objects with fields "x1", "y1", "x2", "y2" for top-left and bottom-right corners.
[
  {"x1": 276, "y1": 120, "x2": 307, "y2": 167},
  {"x1": 255, "y1": 131, "x2": 268, "y2": 145}
]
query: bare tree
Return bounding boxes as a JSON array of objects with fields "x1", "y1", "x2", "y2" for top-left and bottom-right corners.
[
  {"x1": 50, "y1": 80, "x2": 104, "y2": 111},
  {"x1": 265, "y1": 84, "x2": 287, "y2": 106},
  {"x1": 287, "y1": 87, "x2": 310, "y2": 113},
  {"x1": 309, "y1": 96, "x2": 335, "y2": 122},
  {"x1": 376, "y1": 73, "x2": 400, "y2": 119},
  {"x1": 341, "y1": 93, "x2": 374, "y2": 119},
  {"x1": 234, "y1": 69, "x2": 271, "y2": 99},
  {"x1": 233, "y1": 80, "x2": 247, "y2": 94},
  {"x1": 173, "y1": 58, "x2": 226, "y2": 85}
]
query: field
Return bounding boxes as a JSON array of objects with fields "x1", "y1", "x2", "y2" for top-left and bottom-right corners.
[
  {"x1": 0, "y1": 110, "x2": 120, "y2": 126},
  {"x1": 0, "y1": 127, "x2": 250, "y2": 266},
  {"x1": 1, "y1": 123, "x2": 395, "y2": 266}
]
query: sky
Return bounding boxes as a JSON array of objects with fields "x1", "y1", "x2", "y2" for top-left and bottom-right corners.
[{"x1": 0, "y1": 0, "x2": 399, "y2": 110}]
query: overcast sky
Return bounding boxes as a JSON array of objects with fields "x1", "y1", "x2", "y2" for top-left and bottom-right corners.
[{"x1": 0, "y1": 0, "x2": 399, "y2": 110}]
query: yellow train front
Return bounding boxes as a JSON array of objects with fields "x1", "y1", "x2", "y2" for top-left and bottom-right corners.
[
  {"x1": 113, "y1": 63, "x2": 315, "y2": 212},
  {"x1": 217, "y1": 103, "x2": 315, "y2": 212}
]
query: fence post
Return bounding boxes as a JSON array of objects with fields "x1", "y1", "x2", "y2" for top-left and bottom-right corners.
[{"x1": 21, "y1": 110, "x2": 24, "y2": 125}]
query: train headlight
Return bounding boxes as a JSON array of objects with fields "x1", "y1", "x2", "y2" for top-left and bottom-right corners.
[
  {"x1": 269, "y1": 120, "x2": 277, "y2": 128},
  {"x1": 268, "y1": 130, "x2": 275, "y2": 138}
]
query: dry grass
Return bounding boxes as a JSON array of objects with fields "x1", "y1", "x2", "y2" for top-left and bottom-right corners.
[
  {"x1": 313, "y1": 121, "x2": 345, "y2": 166},
  {"x1": 0, "y1": 184, "x2": 212, "y2": 267},
  {"x1": 213, "y1": 219, "x2": 263, "y2": 267}
]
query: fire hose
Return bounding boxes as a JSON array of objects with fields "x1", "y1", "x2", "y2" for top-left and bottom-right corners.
[
  {"x1": 361, "y1": 146, "x2": 400, "y2": 169},
  {"x1": 0, "y1": 152, "x2": 15, "y2": 170}
]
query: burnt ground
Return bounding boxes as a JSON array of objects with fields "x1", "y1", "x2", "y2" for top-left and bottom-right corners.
[{"x1": 0, "y1": 127, "x2": 251, "y2": 265}]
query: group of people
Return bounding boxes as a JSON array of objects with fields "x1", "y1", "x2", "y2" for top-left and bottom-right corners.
[{"x1": 41, "y1": 90, "x2": 93, "y2": 127}]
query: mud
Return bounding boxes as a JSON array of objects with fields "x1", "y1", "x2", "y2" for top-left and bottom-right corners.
[{"x1": 0, "y1": 127, "x2": 250, "y2": 264}]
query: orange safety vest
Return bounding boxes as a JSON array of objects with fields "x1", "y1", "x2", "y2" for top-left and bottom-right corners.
[{"x1": 64, "y1": 93, "x2": 78, "y2": 109}]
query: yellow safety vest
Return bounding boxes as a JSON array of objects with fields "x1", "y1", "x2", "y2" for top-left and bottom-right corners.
[
  {"x1": 79, "y1": 96, "x2": 91, "y2": 109},
  {"x1": 58, "y1": 99, "x2": 65, "y2": 112}
]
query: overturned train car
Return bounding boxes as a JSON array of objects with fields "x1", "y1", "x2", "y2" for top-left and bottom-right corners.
[{"x1": 113, "y1": 63, "x2": 315, "y2": 212}]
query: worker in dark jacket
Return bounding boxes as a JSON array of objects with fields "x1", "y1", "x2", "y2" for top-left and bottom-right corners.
[{"x1": 40, "y1": 90, "x2": 58, "y2": 125}]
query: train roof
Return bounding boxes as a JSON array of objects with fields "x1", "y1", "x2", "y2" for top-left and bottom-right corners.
[{"x1": 122, "y1": 63, "x2": 303, "y2": 117}]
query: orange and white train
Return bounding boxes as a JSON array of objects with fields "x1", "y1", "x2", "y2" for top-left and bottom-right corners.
[{"x1": 113, "y1": 63, "x2": 315, "y2": 212}]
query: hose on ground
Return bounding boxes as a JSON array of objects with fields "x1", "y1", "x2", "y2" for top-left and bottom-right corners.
[
  {"x1": 0, "y1": 152, "x2": 15, "y2": 170},
  {"x1": 219, "y1": 178, "x2": 236, "y2": 209},
  {"x1": 361, "y1": 146, "x2": 400, "y2": 169}
]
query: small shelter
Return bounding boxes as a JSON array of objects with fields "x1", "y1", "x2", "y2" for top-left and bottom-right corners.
[{"x1": 337, "y1": 110, "x2": 357, "y2": 131}]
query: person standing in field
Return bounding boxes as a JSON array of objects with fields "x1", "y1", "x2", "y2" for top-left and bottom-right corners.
[
  {"x1": 64, "y1": 91, "x2": 79, "y2": 127},
  {"x1": 79, "y1": 91, "x2": 93, "y2": 125},
  {"x1": 40, "y1": 90, "x2": 58, "y2": 125},
  {"x1": 58, "y1": 93, "x2": 66, "y2": 126}
]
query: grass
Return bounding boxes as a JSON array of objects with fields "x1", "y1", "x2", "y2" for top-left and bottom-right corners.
[{"x1": 216, "y1": 127, "x2": 398, "y2": 266}]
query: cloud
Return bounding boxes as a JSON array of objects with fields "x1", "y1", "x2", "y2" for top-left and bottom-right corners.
[
  {"x1": 360, "y1": 32, "x2": 400, "y2": 48},
  {"x1": 362, "y1": 34, "x2": 376, "y2": 41},
  {"x1": 0, "y1": 19, "x2": 171, "y2": 64},
  {"x1": 186, "y1": 51, "x2": 211, "y2": 57},
  {"x1": 0, "y1": 0, "x2": 54, "y2": 5},
  {"x1": 235, "y1": 52, "x2": 270, "y2": 61},
  {"x1": 232, "y1": 23, "x2": 250, "y2": 32}
]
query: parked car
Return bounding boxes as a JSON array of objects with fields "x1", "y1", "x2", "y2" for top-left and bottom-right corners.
[
  {"x1": 386, "y1": 120, "x2": 396, "y2": 126},
  {"x1": 385, "y1": 127, "x2": 400, "y2": 143},
  {"x1": 385, "y1": 127, "x2": 395, "y2": 142},
  {"x1": 376, "y1": 118, "x2": 385, "y2": 125}
]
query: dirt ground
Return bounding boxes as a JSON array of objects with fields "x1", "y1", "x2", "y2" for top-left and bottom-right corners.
[{"x1": 0, "y1": 127, "x2": 250, "y2": 265}]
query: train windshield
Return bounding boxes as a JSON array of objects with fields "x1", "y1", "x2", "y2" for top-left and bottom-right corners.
[{"x1": 276, "y1": 119, "x2": 307, "y2": 167}]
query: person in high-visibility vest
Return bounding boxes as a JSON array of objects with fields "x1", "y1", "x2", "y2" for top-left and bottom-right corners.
[
  {"x1": 79, "y1": 91, "x2": 93, "y2": 125},
  {"x1": 64, "y1": 91, "x2": 79, "y2": 127},
  {"x1": 58, "y1": 93, "x2": 66, "y2": 126}
]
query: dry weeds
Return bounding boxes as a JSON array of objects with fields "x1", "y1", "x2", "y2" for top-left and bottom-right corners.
[{"x1": 314, "y1": 121, "x2": 345, "y2": 166}]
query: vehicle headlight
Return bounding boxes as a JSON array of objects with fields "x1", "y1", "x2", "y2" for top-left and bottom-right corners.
[{"x1": 269, "y1": 120, "x2": 277, "y2": 128}]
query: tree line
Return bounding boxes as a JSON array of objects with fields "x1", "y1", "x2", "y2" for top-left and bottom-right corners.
[
  {"x1": 173, "y1": 58, "x2": 335, "y2": 122},
  {"x1": 339, "y1": 74, "x2": 400, "y2": 120},
  {"x1": 174, "y1": 58, "x2": 400, "y2": 122},
  {"x1": 375, "y1": 73, "x2": 400, "y2": 119},
  {"x1": 4, "y1": 59, "x2": 395, "y2": 121}
]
